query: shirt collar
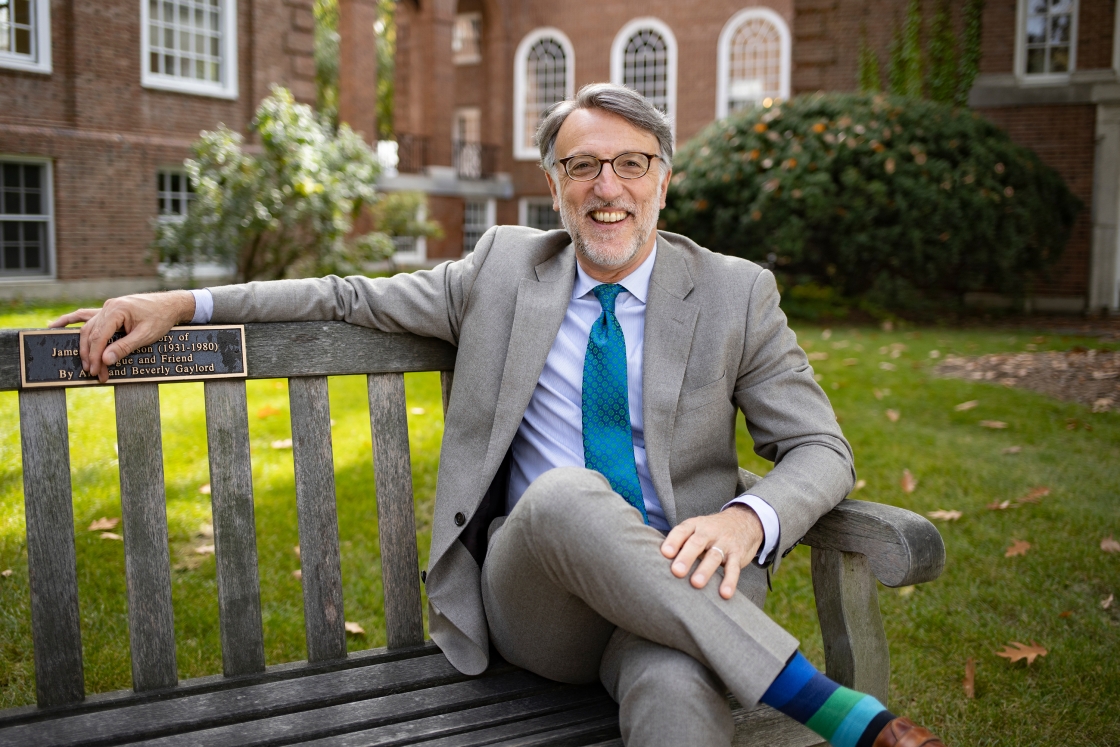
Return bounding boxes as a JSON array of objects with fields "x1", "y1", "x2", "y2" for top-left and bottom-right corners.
[{"x1": 572, "y1": 244, "x2": 657, "y2": 305}]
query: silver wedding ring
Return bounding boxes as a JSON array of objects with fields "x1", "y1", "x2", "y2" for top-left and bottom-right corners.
[{"x1": 709, "y1": 546, "x2": 726, "y2": 564}]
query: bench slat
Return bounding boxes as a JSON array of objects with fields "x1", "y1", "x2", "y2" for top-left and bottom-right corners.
[
  {"x1": 289, "y1": 375, "x2": 347, "y2": 662},
  {"x1": 18, "y1": 389, "x2": 85, "y2": 708},
  {"x1": 367, "y1": 372, "x2": 424, "y2": 648},
  {"x1": 203, "y1": 379, "x2": 266, "y2": 677},
  {"x1": 412, "y1": 703, "x2": 619, "y2": 747},
  {"x1": 115, "y1": 383, "x2": 178, "y2": 692}
]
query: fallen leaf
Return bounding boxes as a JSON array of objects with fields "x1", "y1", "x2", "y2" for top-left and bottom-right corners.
[
  {"x1": 929, "y1": 350, "x2": 941, "y2": 359},
  {"x1": 1005, "y1": 540, "x2": 1031, "y2": 557},
  {"x1": 1092, "y1": 398, "x2": 1114, "y2": 413},
  {"x1": 808, "y1": 352, "x2": 829, "y2": 361},
  {"x1": 853, "y1": 479, "x2": 867, "y2": 491},
  {"x1": 1103, "y1": 594, "x2": 1114, "y2": 610},
  {"x1": 198, "y1": 483, "x2": 211, "y2": 495},
  {"x1": 898, "y1": 585, "x2": 915, "y2": 596},
  {"x1": 963, "y1": 658, "x2": 975, "y2": 699},
  {"x1": 100, "y1": 532, "x2": 123, "y2": 541},
  {"x1": 879, "y1": 362, "x2": 896, "y2": 371},
  {"x1": 344, "y1": 621, "x2": 366, "y2": 636},
  {"x1": 979, "y1": 420, "x2": 1007, "y2": 429},
  {"x1": 1058, "y1": 611, "x2": 1072, "y2": 618},
  {"x1": 292, "y1": 569, "x2": 302, "y2": 580},
  {"x1": 198, "y1": 523, "x2": 214, "y2": 539},
  {"x1": 1101, "y1": 536, "x2": 1120, "y2": 553},
  {"x1": 194, "y1": 544, "x2": 215, "y2": 555},
  {"x1": 987, "y1": 500, "x2": 1012, "y2": 511},
  {"x1": 901, "y1": 469, "x2": 917, "y2": 493},
  {"x1": 955, "y1": 400, "x2": 979, "y2": 412},
  {"x1": 256, "y1": 405, "x2": 281, "y2": 419},
  {"x1": 842, "y1": 358, "x2": 859, "y2": 366},
  {"x1": 873, "y1": 388, "x2": 885, "y2": 400},
  {"x1": 995, "y1": 641, "x2": 1047, "y2": 665},
  {"x1": 886, "y1": 409, "x2": 900, "y2": 422},
  {"x1": 1017, "y1": 486, "x2": 1050, "y2": 504},
  {"x1": 1002, "y1": 446, "x2": 1022, "y2": 455},
  {"x1": 927, "y1": 509, "x2": 962, "y2": 521},
  {"x1": 1, "y1": 569, "x2": 12, "y2": 578},
  {"x1": 270, "y1": 438, "x2": 293, "y2": 449},
  {"x1": 293, "y1": 545, "x2": 301, "y2": 558},
  {"x1": 822, "y1": 328, "x2": 832, "y2": 340},
  {"x1": 409, "y1": 407, "x2": 426, "y2": 415},
  {"x1": 88, "y1": 517, "x2": 120, "y2": 531}
]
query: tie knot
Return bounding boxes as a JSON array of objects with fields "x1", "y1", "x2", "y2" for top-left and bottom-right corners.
[{"x1": 592, "y1": 283, "x2": 625, "y2": 314}]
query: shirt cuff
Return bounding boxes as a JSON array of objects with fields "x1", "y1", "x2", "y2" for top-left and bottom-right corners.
[
  {"x1": 721, "y1": 494, "x2": 780, "y2": 565},
  {"x1": 190, "y1": 288, "x2": 214, "y2": 324}
]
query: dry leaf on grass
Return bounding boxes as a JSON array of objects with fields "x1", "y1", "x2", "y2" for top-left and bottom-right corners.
[
  {"x1": 873, "y1": 388, "x2": 885, "y2": 400},
  {"x1": 88, "y1": 517, "x2": 120, "y2": 531},
  {"x1": 1059, "y1": 611, "x2": 1073, "y2": 618},
  {"x1": 256, "y1": 405, "x2": 281, "y2": 419},
  {"x1": 987, "y1": 500, "x2": 1013, "y2": 511},
  {"x1": 1005, "y1": 540, "x2": 1031, "y2": 557},
  {"x1": 100, "y1": 532, "x2": 123, "y2": 541},
  {"x1": 194, "y1": 544, "x2": 215, "y2": 555},
  {"x1": 1092, "y1": 398, "x2": 1114, "y2": 413},
  {"x1": 900, "y1": 469, "x2": 917, "y2": 493},
  {"x1": 822, "y1": 329, "x2": 832, "y2": 339},
  {"x1": 928, "y1": 509, "x2": 962, "y2": 521},
  {"x1": 898, "y1": 586, "x2": 915, "y2": 597},
  {"x1": 963, "y1": 658, "x2": 975, "y2": 699},
  {"x1": 344, "y1": 621, "x2": 365, "y2": 636},
  {"x1": 1101, "y1": 536, "x2": 1120, "y2": 554},
  {"x1": 842, "y1": 358, "x2": 859, "y2": 366},
  {"x1": 979, "y1": 420, "x2": 1008, "y2": 429},
  {"x1": 853, "y1": 479, "x2": 867, "y2": 491},
  {"x1": 198, "y1": 523, "x2": 214, "y2": 539},
  {"x1": 1, "y1": 569, "x2": 12, "y2": 578},
  {"x1": 879, "y1": 362, "x2": 896, "y2": 371},
  {"x1": 955, "y1": 400, "x2": 979, "y2": 412},
  {"x1": 1018, "y1": 487, "x2": 1050, "y2": 504},
  {"x1": 808, "y1": 352, "x2": 829, "y2": 361},
  {"x1": 886, "y1": 409, "x2": 900, "y2": 422},
  {"x1": 1002, "y1": 446, "x2": 1023, "y2": 455},
  {"x1": 198, "y1": 483, "x2": 211, "y2": 495},
  {"x1": 270, "y1": 438, "x2": 293, "y2": 449},
  {"x1": 293, "y1": 545, "x2": 301, "y2": 558},
  {"x1": 409, "y1": 407, "x2": 426, "y2": 415},
  {"x1": 292, "y1": 569, "x2": 302, "y2": 580},
  {"x1": 1102, "y1": 594, "x2": 1114, "y2": 610},
  {"x1": 995, "y1": 641, "x2": 1047, "y2": 665}
]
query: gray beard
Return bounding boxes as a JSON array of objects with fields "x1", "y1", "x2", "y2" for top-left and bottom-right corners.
[{"x1": 559, "y1": 198, "x2": 657, "y2": 271}]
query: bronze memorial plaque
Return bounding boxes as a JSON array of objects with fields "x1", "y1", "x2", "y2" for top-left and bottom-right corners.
[{"x1": 19, "y1": 325, "x2": 248, "y2": 388}]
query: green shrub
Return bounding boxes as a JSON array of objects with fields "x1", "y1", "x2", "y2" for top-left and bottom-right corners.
[{"x1": 662, "y1": 92, "x2": 1081, "y2": 311}]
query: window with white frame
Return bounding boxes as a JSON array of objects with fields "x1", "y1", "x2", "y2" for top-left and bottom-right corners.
[
  {"x1": 611, "y1": 19, "x2": 677, "y2": 123},
  {"x1": 463, "y1": 199, "x2": 495, "y2": 254},
  {"x1": 513, "y1": 29, "x2": 574, "y2": 160},
  {"x1": 519, "y1": 197, "x2": 562, "y2": 231},
  {"x1": 1, "y1": 159, "x2": 52, "y2": 276},
  {"x1": 1019, "y1": 0, "x2": 1078, "y2": 77},
  {"x1": 717, "y1": 8, "x2": 790, "y2": 118},
  {"x1": 157, "y1": 169, "x2": 195, "y2": 220},
  {"x1": 141, "y1": 0, "x2": 238, "y2": 99},
  {"x1": 452, "y1": 12, "x2": 482, "y2": 65},
  {"x1": 0, "y1": 0, "x2": 51, "y2": 74}
]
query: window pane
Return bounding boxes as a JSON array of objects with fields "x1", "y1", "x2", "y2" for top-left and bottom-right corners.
[
  {"x1": 24, "y1": 242, "x2": 40, "y2": 269},
  {"x1": 2, "y1": 163, "x2": 18, "y2": 188},
  {"x1": 524, "y1": 38, "x2": 567, "y2": 150},
  {"x1": 13, "y1": 0, "x2": 28, "y2": 25},
  {"x1": 23, "y1": 220, "x2": 38, "y2": 242},
  {"x1": 1050, "y1": 15, "x2": 1070, "y2": 44},
  {"x1": 1050, "y1": 46, "x2": 1069, "y2": 72},
  {"x1": 4, "y1": 245, "x2": 19, "y2": 270},
  {"x1": 1025, "y1": 16, "x2": 1046, "y2": 44},
  {"x1": 3, "y1": 191, "x2": 20, "y2": 214},
  {"x1": 1026, "y1": 47, "x2": 1046, "y2": 73},
  {"x1": 23, "y1": 164, "x2": 39, "y2": 189},
  {"x1": 24, "y1": 191, "x2": 40, "y2": 215},
  {"x1": 2, "y1": 222, "x2": 17, "y2": 242},
  {"x1": 14, "y1": 25, "x2": 29, "y2": 54},
  {"x1": 623, "y1": 30, "x2": 669, "y2": 114}
]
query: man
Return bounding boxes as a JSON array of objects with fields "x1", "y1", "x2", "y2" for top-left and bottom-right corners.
[{"x1": 55, "y1": 84, "x2": 944, "y2": 747}]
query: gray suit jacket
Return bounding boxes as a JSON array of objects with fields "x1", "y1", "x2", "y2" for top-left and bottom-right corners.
[{"x1": 209, "y1": 227, "x2": 855, "y2": 675}]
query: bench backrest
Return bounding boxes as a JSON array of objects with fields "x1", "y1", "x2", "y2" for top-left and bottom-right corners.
[{"x1": 0, "y1": 322, "x2": 456, "y2": 708}]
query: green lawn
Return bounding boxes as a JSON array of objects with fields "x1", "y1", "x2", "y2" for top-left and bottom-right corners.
[{"x1": 0, "y1": 303, "x2": 1117, "y2": 746}]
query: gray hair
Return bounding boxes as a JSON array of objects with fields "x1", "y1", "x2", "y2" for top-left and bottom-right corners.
[{"x1": 535, "y1": 83, "x2": 674, "y2": 175}]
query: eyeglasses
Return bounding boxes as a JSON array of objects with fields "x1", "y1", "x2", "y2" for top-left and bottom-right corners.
[{"x1": 557, "y1": 152, "x2": 659, "y2": 181}]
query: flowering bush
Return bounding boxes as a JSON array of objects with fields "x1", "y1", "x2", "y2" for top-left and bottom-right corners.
[{"x1": 662, "y1": 93, "x2": 1081, "y2": 311}]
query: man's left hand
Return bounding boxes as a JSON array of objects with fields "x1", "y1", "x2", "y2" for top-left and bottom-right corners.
[{"x1": 660, "y1": 504, "x2": 763, "y2": 600}]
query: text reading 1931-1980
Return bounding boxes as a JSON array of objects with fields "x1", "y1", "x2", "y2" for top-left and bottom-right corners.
[{"x1": 19, "y1": 326, "x2": 248, "y2": 388}]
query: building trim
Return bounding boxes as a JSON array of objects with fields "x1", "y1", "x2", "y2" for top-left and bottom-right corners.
[
  {"x1": 610, "y1": 17, "x2": 678, "y2": 135},
  {"x1": 0, "y1": 0, "x2": 52, "y2": 74},
  {"x1": 969, "y1": 70, "x2": 1120, "y2": 108},
  {"x1": 715, "y1": 7, "x2": 790, "y2": 119},
  {"x1": 139, "y1": 0, "x2": 239, "y2": 100},
  {"x1": 513, "y1": 27, "x2": 575, "y2": 162},
  {"x1": 0, "y1": 154, "x2": 55, "y2": 281}
]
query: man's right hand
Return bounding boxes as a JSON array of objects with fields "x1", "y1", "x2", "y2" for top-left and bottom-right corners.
[{"x1": 48, "y1": 290, "x2": 196, "y2": 383}]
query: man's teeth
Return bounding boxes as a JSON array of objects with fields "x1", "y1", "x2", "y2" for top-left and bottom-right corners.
[{"x1": 591, "y1": 210, "x2": 627, "y2": 223}]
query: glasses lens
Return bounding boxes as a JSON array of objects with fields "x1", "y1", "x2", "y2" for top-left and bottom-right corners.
[
  {"x1": 565, "y1": 156, "x2": 601, "y2": 181},
  {"x1": 612, "y1": 153, "x2": 650, "y2": 179}
]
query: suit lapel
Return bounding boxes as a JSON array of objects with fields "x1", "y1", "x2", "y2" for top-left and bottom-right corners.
[
  {"x1": 482, "y1": 245, "x2": 576, "y2": 477},
  {"x1": 642, "y1": 236, "x2": 699, "y2": 527}
]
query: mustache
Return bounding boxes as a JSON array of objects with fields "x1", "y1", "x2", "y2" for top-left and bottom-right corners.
[{"x1": 581, "y1": 199, "x2": 637, "y2": 214}]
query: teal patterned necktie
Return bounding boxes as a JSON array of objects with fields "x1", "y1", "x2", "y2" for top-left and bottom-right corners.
[{"x1": 582, "y1": 284, "x2": 648, "y2": 524}]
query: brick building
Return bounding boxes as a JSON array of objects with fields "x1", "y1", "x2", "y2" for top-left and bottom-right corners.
[
  {"x1": 388, "y1": 0, "x2": 1120, "y2": 313},
  {"x1": 0, "y1": 0, "x2": 316, "y2": 300}
]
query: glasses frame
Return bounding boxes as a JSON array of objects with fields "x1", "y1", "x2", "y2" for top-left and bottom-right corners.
[{"x1": 557, "y1": 152, "x2": 660, "y2": 181}]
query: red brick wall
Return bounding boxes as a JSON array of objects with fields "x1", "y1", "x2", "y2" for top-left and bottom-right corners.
[{"x1": 0, "y1": 0, "x2": 314, "y2": 282}]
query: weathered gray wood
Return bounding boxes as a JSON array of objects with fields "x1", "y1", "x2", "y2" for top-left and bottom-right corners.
[
  {"x1": 204, "y1": 379, "x2": 266, "y2": 677},
  {"x1": 803, "y1": 499, "x2": 945, "y2": 587},
  {"x1": 367, "y1": 372, "x2": 424, "y2": 648},
  {"x1": 0, "y1": 652, "x2": 470, "y2": 747},
  {"x1": 727, "y1": 703, "x2": 826, "y2": 747},
  {"x1": 18, "y1": 388, "x2": 85, "y2": 708},
  {"x1": 811, "y1": 548, "x2": 891, "y2": 705},
  {"x1": 115, "y1": 383, "x2": 178, "y2": 692},
  {"x1": 440, "y1": 370, "x2": 454, "y2": 417},
  {"x1": 0, "y1": 324, "x2": 458, "y2": 392},
  {"x1": 416, "y1": 703, "x2": 619, "y2": 747},
  {"x1": 289, "y1": 375, "x2": 347, "y2": 662}
]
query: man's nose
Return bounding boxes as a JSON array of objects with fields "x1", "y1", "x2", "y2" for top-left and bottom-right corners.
[{"x1": 593, "y1": 162, "x2": 626, "y2": 200}]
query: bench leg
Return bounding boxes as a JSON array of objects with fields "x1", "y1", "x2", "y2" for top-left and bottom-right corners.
[{"x1": 810, "y1": 548, "x2": 890, "y2": 705}]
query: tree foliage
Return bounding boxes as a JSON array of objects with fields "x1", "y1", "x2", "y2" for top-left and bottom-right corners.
[
  {"x1": 153, "y1": 87, "x2": 438, "y2": 283},
  {"x1": 662, "y1": 93, "x2": 1081, "y2": 312}
]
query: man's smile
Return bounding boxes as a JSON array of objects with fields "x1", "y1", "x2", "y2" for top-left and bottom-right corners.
[{"x1": 590, "y1": 210, "x2": 629, "y2": 224}]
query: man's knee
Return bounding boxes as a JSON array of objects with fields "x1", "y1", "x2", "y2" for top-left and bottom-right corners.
[{"x1": 514, "y1": 467, "x2": 615, "y2": 525}]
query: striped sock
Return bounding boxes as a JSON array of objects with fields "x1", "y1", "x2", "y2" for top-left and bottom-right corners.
[{"x1": 760, "y1": 652, "x2": 895, "y2": 747}]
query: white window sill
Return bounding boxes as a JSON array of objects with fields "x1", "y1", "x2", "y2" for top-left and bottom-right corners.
[
  {"x1": 142, "y1": 75, "x2": 238, "y2": 100},
  {"x1": 0, "y1": 54, "x2": 51, "y2": 75}
]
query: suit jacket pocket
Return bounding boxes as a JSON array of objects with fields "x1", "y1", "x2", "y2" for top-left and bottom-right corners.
[{"x1": 677, "y1": 374, "x2": 727, "y2": 415}]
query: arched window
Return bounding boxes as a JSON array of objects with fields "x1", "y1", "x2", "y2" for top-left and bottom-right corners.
[
  {"x1": 716, "y1": 8, "x2": 790, "y2": 118},
  {"x1": 513, "y1": 29, "x2": 575, "y2": 161},
  {"x1": 611, "y1": 18, "x2": 677, "y2": 126}
]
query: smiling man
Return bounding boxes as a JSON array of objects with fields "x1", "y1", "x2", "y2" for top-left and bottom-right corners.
[{"x1": 55, "y1": 84, "x2": 944, "y2": 747}]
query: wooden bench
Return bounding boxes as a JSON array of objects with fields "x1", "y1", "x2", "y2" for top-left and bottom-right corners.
[{"x1": 0, "y1": 321, "x2": 945, "y2": 747}]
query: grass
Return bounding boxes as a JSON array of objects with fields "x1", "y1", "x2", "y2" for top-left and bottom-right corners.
[{"x1": 0, "y1": 303, "x2": 1117, "y2": 745}]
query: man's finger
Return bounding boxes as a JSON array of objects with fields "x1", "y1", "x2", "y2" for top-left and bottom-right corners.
[
  {"x1": 671, "y1": 531, "x2": 712, "y2": 579},
  {"x1": 48, "y1": 309, "x2": 98, "y2": 328},
  {"x1": 661, "y1": 522, "x2": 695, "y2": 559},
  {"x1": 689, "y1": 546, "x2": 725, "y2": 589},
  {"x1": 719, "y1": 554, "x2": 741, "y2": 599},
  {"x1": 102, "y1": 327, "x2": 151, "y2": 369}
]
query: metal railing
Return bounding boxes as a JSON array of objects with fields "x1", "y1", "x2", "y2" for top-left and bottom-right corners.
[
  {"x1": 395, "y1": 134, "x2": 430, "y2": 174},
  {"x1": 453, "y1": 141, "x2": 499, "y2": 179}
]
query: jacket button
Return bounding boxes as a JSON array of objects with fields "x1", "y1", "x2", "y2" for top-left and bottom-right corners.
[
  {"x1": 420, "y1": 570, "x2": 427, "y2": 584},
  {"x1": 454, "y1": 512, "x2": 466, "y2": 526}
]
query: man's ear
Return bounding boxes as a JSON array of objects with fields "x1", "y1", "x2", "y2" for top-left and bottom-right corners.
[
  {"x1": 659, "y1": 168, "x2": 672, "y2": 210},
  {"x1": 545, "y1": 171, "x2": 560, "y2": 211}
]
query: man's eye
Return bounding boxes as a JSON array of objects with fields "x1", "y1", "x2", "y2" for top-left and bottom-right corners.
[{"x1": 568, "y1": 159, "x2": 597, "y2": 175}]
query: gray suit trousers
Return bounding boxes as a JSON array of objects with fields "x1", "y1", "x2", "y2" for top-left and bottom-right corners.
[{"x1": 481, "y1": 468, "x2": 800, "y2": 746}]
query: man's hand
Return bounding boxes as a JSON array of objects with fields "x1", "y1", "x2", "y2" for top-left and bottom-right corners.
[
  {"x1": 48, "y1": 291, "x2": 196, "y2": 383},
  {"x1": 660, "y1": 504, "x2": 764, "y2": 600}
]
